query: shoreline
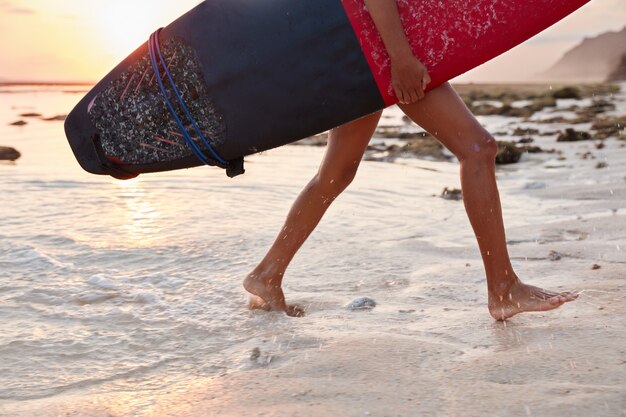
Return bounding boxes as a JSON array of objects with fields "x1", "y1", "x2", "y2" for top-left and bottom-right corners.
[
  {"x1": 2, "y1": 157, "x2": 624, "y2": 416},
  {"x1": 0, "y1": 81, "x2": 624, "y2": 417}
]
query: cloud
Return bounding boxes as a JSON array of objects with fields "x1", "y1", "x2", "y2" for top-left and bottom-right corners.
[{"x1": 0, "y1": 1, "x2": 37, "y2": 14}]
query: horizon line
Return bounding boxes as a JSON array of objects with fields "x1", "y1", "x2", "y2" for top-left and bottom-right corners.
[{"x1": 0, "y1": 80, "x2": 96, "y2": 87}]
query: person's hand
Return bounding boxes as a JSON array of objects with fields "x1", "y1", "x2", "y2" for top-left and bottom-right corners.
[{"x1": 390, "y1": 54, "x2": 431, "y2": 104}]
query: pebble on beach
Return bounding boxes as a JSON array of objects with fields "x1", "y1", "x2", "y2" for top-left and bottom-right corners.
[
  {"x1": 513, "y1": 128, "x2": 539, "y2": 136},
  {"x1": 250, "y1": 347, "x2": 261, "y2": 361},
  {"x1": 548, "y1": 250, "x2": 562, "y2": 261},
  {"x1": 43, "y1": 114, "x2": 67, "y2": 122},
  {"x1": 0, "y1": 146, "x2": 21, "y2": 161},
  {"x1": 249, "y1": 347, "x2": 273, "y2": 366},
  {"x1": 346, "y1": 297, "x2": 377, "y2": 311},
  {"x1": 495, "y1": 141, "x2": 523, "y2": 164},
  {"x1": 364, "y1": 133, "x2": 451, "y2": 163},
  {"x1": 495, "y1": 141, "x2": 549, "y2": 163},
  {"x1": 524, "y1": 182, "x2": 547, "y2": 190},
  {"x1": 557, "y1": 128, "x2": 592, "y2": 142},
  {"x1": 441, "y1": 187, "x2": 463, "y2": 201},
  {"x1": 591, "y1": 116, "x2": 626, "y2": 139},
  {"x1": 577, "y1": 99, "x2": 616, "y2": 116}
]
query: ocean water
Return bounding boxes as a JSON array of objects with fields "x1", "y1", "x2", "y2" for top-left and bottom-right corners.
[{"x1": 0, "y1": 84, "x2": 624, "y2": 408}]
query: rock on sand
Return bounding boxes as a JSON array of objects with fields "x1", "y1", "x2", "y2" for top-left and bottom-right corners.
[
  {"x1": 346, "y1": 297, "x2": 377, "y2": 311},
  {"x1": 0, "y1": 146, "x2": 21, "y2": 161}
]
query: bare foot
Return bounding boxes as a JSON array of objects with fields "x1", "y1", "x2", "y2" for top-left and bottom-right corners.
[
  {"x1": 243, "y1": 272, "x2": 305, "y2": 317},
  {"x1": 488, "y1": 281, "x2": 579, "y2": 321}
]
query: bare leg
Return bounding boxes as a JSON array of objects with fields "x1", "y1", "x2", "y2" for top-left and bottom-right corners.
[
  {"x1": 399, "y1": 83, "x2": 578, "y2": 320},
  {"x1": 244, "y1": 111, "x2": 383, "y2": 316}
]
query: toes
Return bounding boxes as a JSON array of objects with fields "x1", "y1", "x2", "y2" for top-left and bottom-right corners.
[
  {"x1": 536, "y1": 288, "x2": 579, "y2": 303},
  {"x1": 537, "y1": 290, "x2": 559, "y2": 299},
  {"x1": 562, "y1": 291, "x2": 579, "y2": 302},
  {"x1": 549, "y1": 296, "x2": 564, "y2": 305},
  {"x1": 548, "y1": 293, "x2": 577, "y2": 305}
]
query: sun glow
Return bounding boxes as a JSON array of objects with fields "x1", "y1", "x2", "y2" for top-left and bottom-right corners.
[
  {"x1": 1, "y1": 0, "x2": 623, "y2": 82},
  {"x1": 88, "y1": 1, "x2": 198, "y2": 59},
  {"x1": 116, "y1": 177, "x2": 163, "y2": 247},
  {"x1": 0, "y1": 0, "x2": 201, "y2": 81}
]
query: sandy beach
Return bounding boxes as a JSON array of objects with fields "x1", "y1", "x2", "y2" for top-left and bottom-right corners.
[{"x1": 1, "y1": 82, "x2": 625, "y2": 417}]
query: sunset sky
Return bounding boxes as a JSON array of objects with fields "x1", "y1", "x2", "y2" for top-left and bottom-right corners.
[{"x1": 0, "y1": 0, "x2": 624, "y2": 83}]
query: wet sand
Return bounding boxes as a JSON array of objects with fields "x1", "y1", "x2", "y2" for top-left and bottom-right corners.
[
  {"x1": 4, "y1": 199, "x2": 625, "y2": 417},
  {"x1": 1, "y1": 82, "x2": 624, "y2": 417}
]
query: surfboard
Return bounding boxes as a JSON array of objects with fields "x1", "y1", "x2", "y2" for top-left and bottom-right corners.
[{"x1": 65, "y1": 0, "x2": 589, "y2": 179}]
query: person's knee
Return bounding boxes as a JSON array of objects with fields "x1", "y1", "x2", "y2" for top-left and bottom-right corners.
[
  {"x1": 458, "y1": 133, "x2": 498, "y2": 163},
  {"x1": 317, "y1": 163, "x2": 359, "y2": 196}
]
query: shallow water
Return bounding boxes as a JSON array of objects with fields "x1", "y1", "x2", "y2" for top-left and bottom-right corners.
[{"x1": 1, "y1": 84, "x2": 624, "y2": 407}]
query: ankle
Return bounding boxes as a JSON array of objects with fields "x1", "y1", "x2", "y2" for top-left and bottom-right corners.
[
  {"x1": 248, "y1": 264, "x2": 285, "y2": 285},
  {"x1": 488, "y1": 275, "x2": 520, "y2": 299}
]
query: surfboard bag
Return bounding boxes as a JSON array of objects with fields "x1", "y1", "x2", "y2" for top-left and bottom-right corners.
[{"x1": 65, "y1": 0, "x2": 589, "y2": 179}]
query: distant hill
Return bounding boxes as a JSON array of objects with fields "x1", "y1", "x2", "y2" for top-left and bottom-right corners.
[
  {"x1": 608, "y1": 54, "x2": 626, "y2": 81},
  {"x1": 540, "y1": 26, "x2": 626, "y2": 82}
]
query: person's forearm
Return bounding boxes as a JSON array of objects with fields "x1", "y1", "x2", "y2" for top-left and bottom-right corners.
[
  {"x1": 365, "y1": 0, "x2": 430, "y2": 103},
  {"x1": 363, "y1": 0, "x2": 413, "y2": 61}
]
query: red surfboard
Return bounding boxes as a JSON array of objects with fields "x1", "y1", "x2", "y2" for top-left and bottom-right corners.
[
  {"x1": 65, "y1": 0, "x2": 589, "y2": 179},
  {"x1": 343, "y1": 0, "x2": 590, "y2": 105}
]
